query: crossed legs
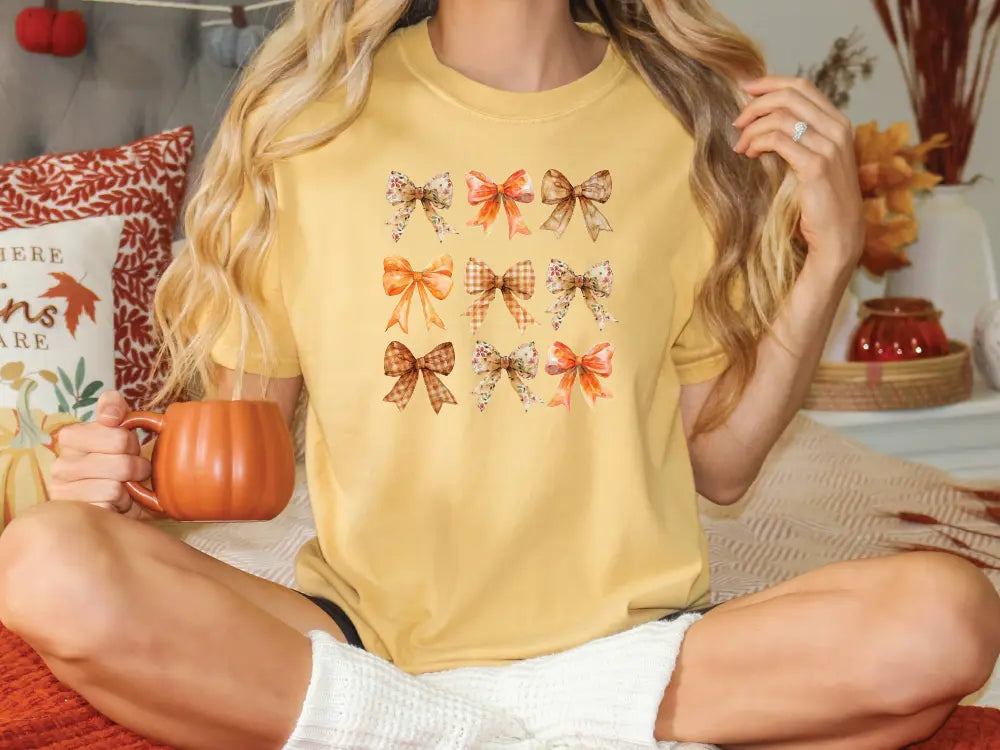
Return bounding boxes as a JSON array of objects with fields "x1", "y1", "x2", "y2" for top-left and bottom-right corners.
[{"x1": 2, "y1": 502, "x2": 998, "y2": 750}]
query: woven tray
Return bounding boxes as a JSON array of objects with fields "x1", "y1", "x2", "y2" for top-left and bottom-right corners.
[{"x1": 805, "y1": 341, "x2": 973, "y2": 411}]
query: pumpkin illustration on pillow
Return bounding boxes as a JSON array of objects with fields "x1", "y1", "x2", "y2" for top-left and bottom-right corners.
[{"x1": 0, "y1": 374, "x2": 76, "y2": 532}]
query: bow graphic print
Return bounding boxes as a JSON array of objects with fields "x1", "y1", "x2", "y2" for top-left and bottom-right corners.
[
  {"x1": 545, "y1": 259, "x2": 618, "y2": 331},
  {"x1": 385, "y1": 171, "x2": 457, "y2": 242},
  {"x1": 463, "y1": 258, "x2": 536, "y2": 334},
  {"x1": 471, "y1": 341, "x2": 544, "y2": 412},
  {"x1": 383, "y1": 341, "x2": 457, "y2": 413},
  {"x1": 546, "y1": 341, "x2": 614, "y2": 409},
  {"x1": 465, "y1": 170, "x2": 535, "y2": 239},
  {"x1": 539, "y1": 169, "x2": 613, "y2": 241},
  {"x1": 383, "y1": 255, "x2": 453, "y2": 333}
]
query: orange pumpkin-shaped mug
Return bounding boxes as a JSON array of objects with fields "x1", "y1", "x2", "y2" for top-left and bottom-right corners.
[{"x1": 119, "y1": 401, "x2": 295, "y2": 521}]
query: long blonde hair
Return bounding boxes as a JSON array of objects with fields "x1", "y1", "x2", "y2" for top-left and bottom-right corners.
[{"x1": 153, "y1": 0, "x2": 803, "y2": 430}]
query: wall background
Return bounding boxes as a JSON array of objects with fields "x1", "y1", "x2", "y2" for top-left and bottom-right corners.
[{"x1": 713, "y1": 0, "x2": 1000, "y2": 296}]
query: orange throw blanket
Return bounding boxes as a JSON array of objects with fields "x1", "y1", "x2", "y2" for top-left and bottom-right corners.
[
  {"x1": 0, "y1": 622, "x2": 996, "y2": 749},
  {"x1": 0, "y1": 625, "x2": 167, "y2": 750}
]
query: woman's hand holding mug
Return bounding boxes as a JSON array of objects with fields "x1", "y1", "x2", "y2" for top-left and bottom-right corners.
[
  {"x1": 54, "y1": 393, "x2": 295, "y2": 522},
  {"x1": 51, "y1": 391, "x2": 158, "y2": 520}
]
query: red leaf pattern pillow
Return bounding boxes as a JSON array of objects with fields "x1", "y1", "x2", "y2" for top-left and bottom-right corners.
[{"x1": 0, "y1": 127, "x2": 195, "y2": 407}]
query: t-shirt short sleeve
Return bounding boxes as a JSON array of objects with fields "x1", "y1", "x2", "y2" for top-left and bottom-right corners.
[
  {"x1": 209, "y1": 186, "x2": 301, "y2": 378},
  {"x1": 671, "y1": 301, "x2": 729, "y2": 385},
  {"x1": 669, "y1": 220, "x2": 730, "y2": 386}
]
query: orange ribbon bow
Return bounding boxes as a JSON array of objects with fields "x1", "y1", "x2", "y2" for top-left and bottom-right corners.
[
  {"x1": 545, "y1": 341, "x2": 614, "y2": 409},
  {"x1": 539, "y1": 169, "x2": 613, "y2": 242},
  {"x1": 463, "y1": 258, "x2": 536, "y2": 334},
  {"x1": 383, "y1": 255, "x2": 453, "y2": 333},
  {"x1": 383, "y1": 341, "x2": 457, "y2": 414},
  {"x1": 465, "y1": 170, "x2": 535, "y2": 239}
]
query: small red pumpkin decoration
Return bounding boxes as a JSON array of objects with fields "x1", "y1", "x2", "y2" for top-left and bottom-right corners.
[{"x1": 16, "y1": 0, "x2": 87, "y2": 58}]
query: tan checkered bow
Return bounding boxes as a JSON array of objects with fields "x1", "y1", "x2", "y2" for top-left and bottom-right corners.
[
  {"x1": 383, "y1": 341, "x2": 457, "y2": 413},
  {"x1": 463, "y1": 258, "x2": 536, "y2": 334}
]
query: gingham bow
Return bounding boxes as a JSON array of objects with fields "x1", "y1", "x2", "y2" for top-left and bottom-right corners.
[
  {"x1": 463, "y1": 258, "x2": 536, "y2": 334},
  {"x1": 546, "y1": 341, "x2": 614, "y2": 409},
  {"x1": 545, "y1": 259, "x2": 618, "y2": 331},
  {"x1": 383, "y1": 254, "x2": 453, "y2": 333},
  {"x1": 539, "y1": 169, "x2": 613, "y2": 241},
  {"x1": 383, "y1": 341, "x2": 457, "y2": 413},
  {"x1": 385, "y1": 171, "x2": 457, "y2": 242},
  {"x1": 471, "y1": 341, "x2": 544, "y2": 412},
  {"x1": 465, "y1": 169, "x2": 534, "y2": 239}
]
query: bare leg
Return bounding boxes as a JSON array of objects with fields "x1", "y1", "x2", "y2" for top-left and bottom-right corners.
[
  {"x1": 655, "y1": 553, "x2": 1000, "y2": 749},
  {"x1": 0, "y1": 501, "x2": 347, "y2": 750}
]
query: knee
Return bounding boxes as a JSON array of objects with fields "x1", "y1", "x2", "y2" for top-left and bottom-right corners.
[
  {"x1": 0, "y1": 503, "x2": 123, "y2": 660},
  {"x1": 859, "y1": 553, "x2": 1000, "y2": 715}
]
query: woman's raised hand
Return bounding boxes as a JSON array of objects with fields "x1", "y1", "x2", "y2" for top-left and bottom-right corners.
[{"x1": 734, "y1": 76, "x2": 865, "y2": 276}]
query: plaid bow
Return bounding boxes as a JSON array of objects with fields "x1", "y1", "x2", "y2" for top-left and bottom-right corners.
[
  {"x1": 385, "y1": 171, "x2": 457, "y2": 242},
  {"x1": 546, "y1": 259, "x2": 619, "y2": 331},
  {"x1": 463, "y1": 258, "x2": 536, "y2": 334},
  {"x1": 465, "y1": 169, "x2": 535, "y2": 239},
  {"x1": 539, "y1": 169, "x2": 613, "y2": 242},
  {"x1": 471, "y1": 341, "x2": 544, "y2": 412},
  {"x1": 546, "y1": 341, "x2": 614, "y2": 409},
  {"x1": 383, "y1": 341, "x2": 457, "y2": 413},
  {"x1": 383, "y1": 255, "x2": 453, "y2": 333}
]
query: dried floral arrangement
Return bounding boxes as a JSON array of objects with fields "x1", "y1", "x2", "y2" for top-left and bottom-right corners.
[
  {"x1": 855, "y1": 122, "x2": 947, "y2": 274},
  {"x1": 804, "y1": 33, "x2": 947, "y2": 276},
  {"x1": 799, "y1": 29, "x2": 876, "y2": 109},
  {"x1": 873, "y1": 0, "x2": 1000, "y2": 184}
]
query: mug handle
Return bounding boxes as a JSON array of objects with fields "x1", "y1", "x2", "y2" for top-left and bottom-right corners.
[{"x1": 119, "y1": 411, "x2": 166, "y2": 515}]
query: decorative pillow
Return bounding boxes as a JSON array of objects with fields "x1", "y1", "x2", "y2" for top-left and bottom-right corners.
[
  {"x1": 0, "y1": 216, "x2": 124, "y2": 530},
  {"x1": 0, "y1": 126, "x2": 195, "y2": 408}
]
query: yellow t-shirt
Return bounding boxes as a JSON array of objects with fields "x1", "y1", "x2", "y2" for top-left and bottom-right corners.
[{"x1": 211, "y1": 20, "x2": 729, "y2": 674}]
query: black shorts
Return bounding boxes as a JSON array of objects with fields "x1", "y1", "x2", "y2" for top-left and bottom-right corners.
[
  {"x1": 300, "y1": 593, "x2": 366, "y2": 649},
  {"x1": 300, "y1": 594, "x2": 718, "y2": 654}
]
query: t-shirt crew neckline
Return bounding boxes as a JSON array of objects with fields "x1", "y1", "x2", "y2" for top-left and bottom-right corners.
[{"x1": 396, "y1": 18, "x2": 627, "y2": 121}]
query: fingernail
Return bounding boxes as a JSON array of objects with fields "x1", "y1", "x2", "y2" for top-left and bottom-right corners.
[{"x1": 104, "y1": 408, "x2": 123, "y2": 420}]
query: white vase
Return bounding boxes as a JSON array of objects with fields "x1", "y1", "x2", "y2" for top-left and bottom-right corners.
[
  {"x1": 974, "y1": 301, "x2": 1000, "y2": 390},
  {"x1": 885, "y1": 185, "x2": 999, "y2": 344}
]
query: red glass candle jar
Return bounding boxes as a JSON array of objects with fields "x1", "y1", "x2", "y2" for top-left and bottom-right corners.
[{"x1": 850, "y1": 298, "x2": 950, "y2": 362}]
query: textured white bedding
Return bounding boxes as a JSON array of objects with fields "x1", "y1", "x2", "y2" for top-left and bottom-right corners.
[{"x1": 159, "y1": 415, "x2": 1000, "y2": 717}]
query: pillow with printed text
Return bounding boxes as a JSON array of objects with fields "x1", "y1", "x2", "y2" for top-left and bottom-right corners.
[
  {"x1": 0, "y1": 126, "x2": 194, "y2": 408},
  {"x1": 0, "y1": 216, "x2": 124, "y2": 530}
]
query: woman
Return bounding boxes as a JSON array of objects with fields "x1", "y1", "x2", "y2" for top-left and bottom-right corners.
[{"x1": 1, "y1": 1, "x2": 997, "y2": 748}]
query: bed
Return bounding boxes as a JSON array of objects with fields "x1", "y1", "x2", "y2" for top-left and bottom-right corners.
[{"x1": 1, "y1": 1, "x2": 999, "y2": 746}]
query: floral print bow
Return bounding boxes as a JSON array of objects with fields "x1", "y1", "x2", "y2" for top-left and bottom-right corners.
[
  {"x1": 463, "y1": 258, "x2": 536, "y2": 334},
  {"x1": 385, "y1": 171, "x2": 457, "y2": 242},
  {"x1": 383, "y1": 255, "x2": 453, "y2": 333},
  {"x1": 546, "y1": 259, "x2": 618, "y2": 331},
  {"x1": 546, "y1": 341, "x2": 614, "y2": 409},
  {"x1": 383, "y1": 341, "x2": 457, "y2": 414},
  {"x1": 539, "y1": 169, "x2": 613, "y2": 242},
  {"x1": 471, "y1": 341, "x2": 543, "y2": 412},
  {"x1": 465, "y1": 170, "x2": 535, "y2": 239}
]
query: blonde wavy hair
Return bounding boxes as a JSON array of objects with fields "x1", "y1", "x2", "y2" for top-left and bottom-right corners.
[{"x1": 153, "y1": 0, "x2": 804, "y2": 431}]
